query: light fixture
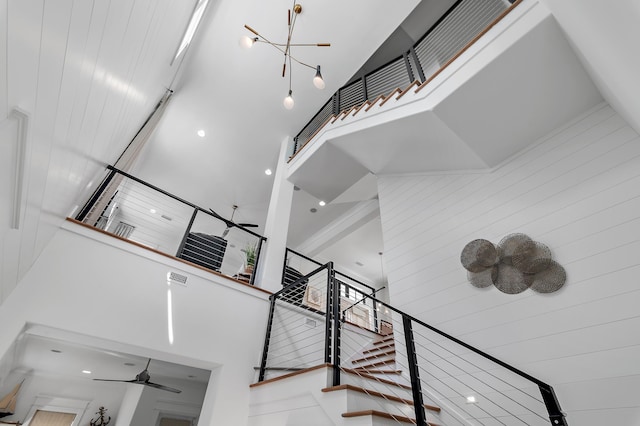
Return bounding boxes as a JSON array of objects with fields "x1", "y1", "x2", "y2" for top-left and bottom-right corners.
[
  {"x1": 173, "y1": 0, "x2": 210, "y2": 63},
  {"x1": 197, "y1": 129, "x2": 205, "y2": 137},
  {"x1": 466, "y1": 396, "x2": 477, "y2": 404},
  {"x1": 283, "y1": 90, "x2": 294, "y2": 110},
  {"x1": 265, "y1": 169, "x2": 273, "y2": 175},
  {"x1": 318, "y1": 200, "x2": 326, "y2": 206},
  {"x1": 242, "y1": 2, "x2": 330, "y2": 109},
  {"x1": 82, "y1": 370, "x2": 92, "y2": 375}
]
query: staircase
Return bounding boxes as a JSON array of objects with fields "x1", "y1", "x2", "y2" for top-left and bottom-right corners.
[{"x1": 249, "y1": 330, "x2": 444, "y2": 425}]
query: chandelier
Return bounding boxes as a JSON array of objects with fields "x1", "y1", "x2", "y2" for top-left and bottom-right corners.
[{"x1": 241, "y1": 2, "x2": 330, "y2": 109}]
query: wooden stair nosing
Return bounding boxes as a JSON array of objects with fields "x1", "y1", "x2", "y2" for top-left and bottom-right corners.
[
  {"x1": 351, "y1": 368, "x2": 401, "y2": 375},
  {"x1": 249, "y1": 363, "x2": 330, "y2": 388},
  {"x1": 378, "y1": 88, "x2": 402, "y2": 107},
  {"x1": 352, "y1": 101, "x2": 371, "y2": 117},
  {"x1": 364, "y1": 342, "x2": 394, "y2": 354},
  {"x1": 356, "y1": 359, "x2": 396, "y2": 369},
  {"x1": 342, "y1": 368, "x2": 411, "y2": 390},
  {"x1": 322, "y1": 384, "x2": 441, "y2": 413},
  {"x1": 341, "y1": 105, "x2": 358, "y2": 120},
  {"x1": 395, "y1": 80, "x2": 422, "y2": 101},
  {"x1": 374, "y1": 335, "x2": 395, "y2": 345},
  {"x1": 364, "y1": 94, "x2": 386, "y2": 112},
  {"x1": 342, "y1": 409, "x2": 440, "y2": 426},
  {"x1": 305, "y1": 114, "x2": 335, "y2": 144},
  {"x1": 352, "y1": 348, "x2": 396, "y2": 364}
]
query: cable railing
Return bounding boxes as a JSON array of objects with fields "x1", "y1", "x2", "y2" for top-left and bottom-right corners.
[
  {"x1": 75, "y1": 165, "x2": 266, "y2": 284},
  {"x1": 282, "y1": 248, "x2": 384, "y2": 333},
  {"x1": 290, "y1": 0, "x2": 518, "y2": 157},
  {"x1": 258, "y1": 263, "x2": 568, "y2": 425}
]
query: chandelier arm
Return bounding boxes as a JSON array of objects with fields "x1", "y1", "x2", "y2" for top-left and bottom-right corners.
[{"x1": 254, "y1": 40, "x2": 315, "y2": 70}]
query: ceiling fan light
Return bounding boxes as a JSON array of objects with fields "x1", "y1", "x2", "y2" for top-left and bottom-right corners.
[
  {"x1": 313, "y1": 65, "x2": 325, "y2": 89},
  {"x1": 240, "y1": 35, "x2": 256, "y2": 49},
  {"x1": 283, "y1": 90, "x2": 294, "y2": 110}
]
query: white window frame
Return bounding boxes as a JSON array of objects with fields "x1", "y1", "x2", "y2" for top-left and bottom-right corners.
[{"x1": 21, "y1": 396, "x2": 89, "y2": 426}]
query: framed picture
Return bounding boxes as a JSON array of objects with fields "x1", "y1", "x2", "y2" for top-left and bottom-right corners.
[{"x1": 304, "y1": 285, "x2": 324, "y2": 310}]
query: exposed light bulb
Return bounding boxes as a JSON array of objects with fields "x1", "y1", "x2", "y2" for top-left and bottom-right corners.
[
  {"x1": 313, "y1": 65, "x2": 325, "y2": 89},
  {"x1": 283, "y1": 90, "x2": 294, "y2": 110},
  {"x1": 197, "y1": 129, "x2": 205, "y2": 137},
  {"x1": 240, "y1": 35, "x2": 256, "y2": 49},
  {"x1": 318, "y1": 200, "x2": 326, "y2": 206},
  {"x1": 265, "y1": 169, "x2": 272, "y2": 176}
]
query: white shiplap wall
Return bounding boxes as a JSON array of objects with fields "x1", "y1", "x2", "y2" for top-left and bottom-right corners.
[
  {"x1": 377, "y1": 103, "x2": 640, "y2": 425},
  {"x1": 0, "y1": 0, "x2": 195, "y2": 303}
]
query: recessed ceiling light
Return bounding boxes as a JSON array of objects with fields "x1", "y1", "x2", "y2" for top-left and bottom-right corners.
[
  {"x1": 150, "y1": 208, "x2": 156, "y2": 214},
  {"x1": 310, "y1": 208, "x2": 317, "y2": 213},
  {"x1": 318, "y1": 201, "x2": 326, "y2": 206},
  {"x1": 82, "y1": 370, "x2": 92, "y2": 375},
  {"x1": 355, "y1": 261, "x2": 364, "y2": 266},
  {"x1": 197, "y1": 129, "x2": 205, "y2": 137},
  {"x1": 265, "y1": 169, "x2": 272, "y2": 176},
  {"x1": 466, "y1": 396, "x2": 477, "y2": 404},
  {"x1": 124, "y1": 362, "x2": 135, "y2": 366},
  {"x1": 50, "y1": 349, "x2": 62, "y2": 353}
]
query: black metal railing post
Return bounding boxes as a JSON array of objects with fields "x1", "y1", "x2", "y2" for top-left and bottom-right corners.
[
  {"x1": 176, "y1": 208, "x2": 198, "y2": 257},
  {"x1": 258, "y1": 296, "x2": 277, "y2": 382},
  {"x1": 75, "y1": 168, "x2": 117, "y2": 222},
  {"x1": 403, "y1": 51, "x2": 415, "y2": 82},
  {"x1": 331, "y1": 267, "x2": 341, "y2": 386},
  {"x1": 250, "y1": 237, "x2": 265, "y2": 285},
  {"x1": 409, "y1": 47, "x2": 426, "y2": 83},
  {"x1": 540, "y1": 385, "x2": 569, "y2": 426},
  {"x1": 402, "y1": 315, "x2": 427, "y2": 425},
  {"x1": 324, "y1": 262, "x2": 335, "y2": 364}
]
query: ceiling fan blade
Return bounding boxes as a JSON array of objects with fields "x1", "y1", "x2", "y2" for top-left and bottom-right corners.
[
  {"x1": 144, "y1": 381, "x2": 182, "y2": 394},
  {"x1": 93, "y1": 378, "x2": 138, "y2": 383}
]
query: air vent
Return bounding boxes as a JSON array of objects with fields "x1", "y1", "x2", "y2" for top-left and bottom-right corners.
[
  {"x1": 167, "y1": 272, "x2": 188, "y2": 286},
  {"x1": 304, "y1": 318, "x2": 317, "y2": 328},
  {"x1": 355, "y1": 261, "x2": 364, "y2": 267},
  {"x1": 161, "y1": 214, "x2": 173, "y2": 221}
]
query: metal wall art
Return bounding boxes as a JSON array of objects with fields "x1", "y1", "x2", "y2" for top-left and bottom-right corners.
[{"x1": 461, "y1": 233, "x2": 566, "y2": 294}]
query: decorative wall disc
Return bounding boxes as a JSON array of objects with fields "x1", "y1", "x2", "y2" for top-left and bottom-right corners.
[
  {"x1": 467, "y1": 267, "x2": 498, "y2": 288},
  {"x1": 530, "y1": 260, "x2": 566, "y2": 293},
  {"x1": 493, "y1": 264, "x2": 533, "y2": 294},
  {"x1": 462, "y1": 233, "x2": 566, "y2": 294},
  {"x1": 497, "y1": 233, "x2": 532, "y2": 265},
  {"x1": 461, "y1": 239, "x2": 498, "y2": 272},
  {"x1": 512, "y1": 240, "x2": 552, "y2": 274}
]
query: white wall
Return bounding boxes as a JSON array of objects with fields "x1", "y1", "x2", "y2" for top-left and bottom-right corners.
[
  {"x1": 0, "y1": 0, "x2": 196, "y2": 304},
  {"x1": 0, "y1": 221, "x2": 271, "y2": 425},
  {"x1": 377, "y1": 104, "x2": 640, "y2": 425}
]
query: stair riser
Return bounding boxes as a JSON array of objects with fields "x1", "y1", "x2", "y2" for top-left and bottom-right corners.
[{"x1": 344, "y1": 391, "x2": 441, "y2": 423}]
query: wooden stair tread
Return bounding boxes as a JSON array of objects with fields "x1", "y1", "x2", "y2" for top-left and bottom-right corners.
[
  {"x1": 341, "y1": 105, "x2": 358, "y2": 120},
  {"x1": 342, "y1": 410, "x2": 440, "y2": 425},
  {"x1": 322, "y1": 384, "x2": 441, "y2": 413},
  {"x1": 352, "y1": 348, "x2": 396, "y2": 364},
  {"x1": 365, "y1": 94, "x2": 386, "y2": 112},
  {"x1": 250, "y1": 363, "x2": 330, "y2": 388},
  {"x1": 396, "y1": 80, "x2": 421, "y2": 100},
  {"x1": 357, "y1": 359, "x2": 396, "y2": 369},
  {"x1": 352, "y1": 101, "x2": 371, "y2": 116},
  {"x1": 374, "y1": 335, "x2": 395, "y2": 345},
  {"x1": 351, "y1": 368, "x2": 401, "y2": 375},
  {"x1": 378, "y1": 88, "x2": 402, "y2": 107},
  {"x1": 364, "y1": 342, "x2": 394, "y2": 353},
  {"x1": 342, "y1": 368, "x2": 411, "y2": 390}
]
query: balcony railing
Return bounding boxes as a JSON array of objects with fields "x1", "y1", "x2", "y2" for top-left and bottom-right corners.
[
  {"x1": 259, "y1": 262, "x2": 568, "y2": 425},
  {"x1": 290, "y1": 0, "x2": 518, "y2": 158},
  {"x1": 282, "y1": 248, "x2": 387, "y2": 334},
  {"x1": 75, "y1": 165, "x2": 266, "y2": 285}
]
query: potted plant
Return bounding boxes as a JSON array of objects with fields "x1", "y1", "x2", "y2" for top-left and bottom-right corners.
[{"x1": 242, "y1": 242, "x2": 258, "y2": 274}]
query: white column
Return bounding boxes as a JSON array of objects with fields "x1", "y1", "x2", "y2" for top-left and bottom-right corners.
[{"x1": 255, "y1": 137, "x2": 294, "y2": 293}]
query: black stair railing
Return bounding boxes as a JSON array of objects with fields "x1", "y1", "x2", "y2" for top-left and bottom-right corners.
[
  {"x1": 258, "y1": 268, "x2": 568, "y2": 426},
  {"x1": 290, "y1": 0, "x2": 520, "y2": 158}
]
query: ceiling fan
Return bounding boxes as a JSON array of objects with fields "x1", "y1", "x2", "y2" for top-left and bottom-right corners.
[
  {"x1": 93, "y1": 358, "x2": 182, "y2": 393},
  {"x1": 209, "y1": 204, "x2": 258, "y2": 238}
]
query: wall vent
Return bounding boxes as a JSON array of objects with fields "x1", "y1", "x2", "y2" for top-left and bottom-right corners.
[
  {"x1": 304, "y1": 318, "x2": 317, "y2": 328},
  {"x1": 167, "y1": 272, "x2": 188, "y2": 286},
  {"x1": 161, "y1": 214, "x2": 173, "y2": 221}
]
